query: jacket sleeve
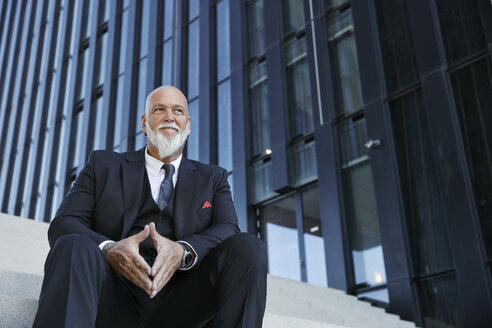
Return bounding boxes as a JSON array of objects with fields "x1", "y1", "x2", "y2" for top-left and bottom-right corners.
[
  {"x1": 180, "y1": 168, "x2": 240, "y2": 268},
  {"x1": 48, "y1": 151, "x2": 108, "y2": 247}
]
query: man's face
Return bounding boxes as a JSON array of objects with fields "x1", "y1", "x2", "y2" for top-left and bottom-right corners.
[{"x1": 141, "y1": 86, "x2": 191, "y2": 160}]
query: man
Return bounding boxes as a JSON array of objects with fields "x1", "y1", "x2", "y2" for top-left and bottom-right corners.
[{"x1": 33, "y1": 86, "x2": 267, "y2": 328}]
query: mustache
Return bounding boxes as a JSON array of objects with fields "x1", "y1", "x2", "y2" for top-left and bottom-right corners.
[{"x1": 156, "y1": 123, "x2": 180, "y2": 132}]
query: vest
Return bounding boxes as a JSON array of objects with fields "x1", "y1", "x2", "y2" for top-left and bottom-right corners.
[{"x1": 127, "y1": 169, "x2": 175, "y2": 266}]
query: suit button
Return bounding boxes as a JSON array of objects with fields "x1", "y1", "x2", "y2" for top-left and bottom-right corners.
[{"x1": 158, "y1": 215, "x2": 164, "y2": 222}]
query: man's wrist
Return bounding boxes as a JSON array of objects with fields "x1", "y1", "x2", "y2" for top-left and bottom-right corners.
[{"x1": 101, "y1": 241, "x2": 116, "y2": 255}]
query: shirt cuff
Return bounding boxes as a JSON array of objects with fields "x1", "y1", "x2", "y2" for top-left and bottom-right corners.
[
  {"x1": 99, "y1": 240, "x2": 115, "y2": 251},
  {"x1": 177, "y1": 240, "x2": 198, "y2": 270}
]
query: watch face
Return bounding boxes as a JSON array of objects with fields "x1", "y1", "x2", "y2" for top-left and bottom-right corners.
[{"x1": 184, "y1": 252, "x2": 192, "y2": 266}]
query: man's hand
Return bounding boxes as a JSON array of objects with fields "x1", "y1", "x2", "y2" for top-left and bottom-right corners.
[
  {"x1": 149, "y1": 222, "x2": 184, "y2": 298},
  {"x1": 103, "y1": 225, "x2": 153, "y2": 296}
]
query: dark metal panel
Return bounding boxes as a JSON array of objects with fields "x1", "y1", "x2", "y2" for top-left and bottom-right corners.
[
  {"x1": 198, "y1": 0, "x2": 213, "y2": 164},
  {"x1": 421, "y1": 71, "x2": 492, "y2": 327},
  {"x1": 478, "y1": 0, "x2": 492, "y2": 54},
  {"x1": 386, "y1": 279, "x2": 415, "y2": 321},
  {"x1": 405, "y1": 0, "x2": 443, "y2": 76},
  {"x1": 315, "y1": 123, "x2": 349, "y2": 290},
  {"x1": 120, "y1": 0, "x2": 138, "y2": 151},
  {"x1": 296, "y1": 193, "x2": 307, "y2": 281},
  {"x1": 145, "y1": 0, "x2": 158, "y2": 90},
  {"x1": 263, "y1": 0, "x2": 290, "y2": 194},
  {"x1": 352, "y1": 0, "x2": 416, "y2": 320},
  {"x1": 229, "y1": 0, "x2": 249, "y2": 232}
]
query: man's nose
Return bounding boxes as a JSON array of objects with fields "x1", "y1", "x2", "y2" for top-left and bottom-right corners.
[{"x1": 162, "y1": 109, "x2": 175, "y2": 122}]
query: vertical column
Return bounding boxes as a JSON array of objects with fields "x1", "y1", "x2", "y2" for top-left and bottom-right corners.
[{"x1": 351, "y1": 0, "x2": 415, "y2": 321}]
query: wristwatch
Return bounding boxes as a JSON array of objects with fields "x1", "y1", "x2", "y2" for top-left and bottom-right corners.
[{"x1": 179, "y1": 242, "x2": 193, "y2": 268}]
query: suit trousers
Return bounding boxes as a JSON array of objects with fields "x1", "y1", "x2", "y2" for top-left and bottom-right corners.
[{"x1": 33, "y1": 233, "x2": 267, "y2": 328}]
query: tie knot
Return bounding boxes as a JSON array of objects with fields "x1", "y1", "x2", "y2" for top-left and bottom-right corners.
[{"x1": 162, "y1": 164, "x2": 175, "y2": 178}]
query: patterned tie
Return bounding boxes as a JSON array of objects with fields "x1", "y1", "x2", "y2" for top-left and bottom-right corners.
[{"x1": 157, "y1": 164, "x2": 175, "y2": 210}]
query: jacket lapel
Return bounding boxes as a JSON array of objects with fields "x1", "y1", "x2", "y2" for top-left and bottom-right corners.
[
  {"x1": 173, "y1": 157, "x2": 198, "y2": 239},
  {"x1": 121, "y1": 148, "x2": 146, "y2": 239}
]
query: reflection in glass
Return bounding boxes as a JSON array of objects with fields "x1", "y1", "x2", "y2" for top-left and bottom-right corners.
[
  {"x1": 246, "y1": 0, "x2": 265, "y2": 58},
  {"x1": 289, "y1": 139, "x2": 317, "y2": 187},
  {"x1": 417, "y1": 275, "x2": 464, "y2": 327},
  {"x1": 187, "y1": 19, "x2": 199, "y2": 99},
  {"x1": 374, "y1": 0, "x2": 419, "y2": 95},
  {"x1": 217, "y1": 80, "x2": 232, "y2": 172},
  {"x1": 338, "y1": 118, "x2": 386, "y2": 287},
  {"x1": 391, "y1": 90, "x2": 454, "y2": 275},
  {"x1": 91, "y1": 96, "x2": 104, "y2": 151},
  {"x1": 249, "y1": 159, "x2": 276, "y2": 204},
  {"x1": 324, "y1": 0, "x2": 349, "y2": 11},
  {"x1": 248, "y1": 61, "x2": 270, "y2": 157},
  {"x1": 327, "y1": 9, "x2": 362, "y2": 116},
  {"x1": 263, "y1": 196, "x2": 300, "y2": 280},
  {"x1": 216, "y1": 0, "x2": 230, "y2": 81},
  {"x1": 450, "y1": 58, "x2": 492, "y2": 257},
  {"x1": 357, "y1": 288, "x2": 389, "y2": 303},
  {"x1": 187, "y1": 99, "x2": 199, "y2": 160},
  {"x1": 302, "y1": 188, "x2": 327, "y2": 286},
  {"x1": 162, "y1": 40, "x2": 173, "y2": 85},
  {"x1": 283, "y1": 0, "x2": 305, "y2": 34},
  {"x1": 285, "y1": 37, "x2": 313, "y2": 137}
]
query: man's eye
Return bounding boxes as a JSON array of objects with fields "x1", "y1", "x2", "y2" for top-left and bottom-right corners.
[
  {"x1": 173, "y1": 109, "x2": 184, "y2": 114},
  {"x1": 155, "y1": 107, "x2": 164, "y2": 112}
]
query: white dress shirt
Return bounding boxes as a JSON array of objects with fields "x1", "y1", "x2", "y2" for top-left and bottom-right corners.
[{"x1": 99, "y1": 147, "x2": 197, "y2": 270}]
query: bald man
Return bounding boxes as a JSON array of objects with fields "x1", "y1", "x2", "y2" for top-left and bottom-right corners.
[{"x1": 33, "y1": 86, "x2": 267, "y2": 328}]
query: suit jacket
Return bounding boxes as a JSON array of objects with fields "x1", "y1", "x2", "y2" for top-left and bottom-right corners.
[{"x1": 48, "y1": 147, "x2": 240, "y2": 268}]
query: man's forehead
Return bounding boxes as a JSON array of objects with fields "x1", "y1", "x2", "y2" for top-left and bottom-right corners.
[{"x1": 149, "y1": 86, "x2": 187, "y2": 103}]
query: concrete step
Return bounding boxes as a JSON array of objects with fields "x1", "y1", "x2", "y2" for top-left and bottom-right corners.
[{"x1": 0, "y1": 212, "x2": 417, "y2": 328}]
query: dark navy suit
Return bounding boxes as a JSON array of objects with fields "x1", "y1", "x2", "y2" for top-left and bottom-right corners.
[{"x1": 33, "y1": 148, "x2": 267, "y2": 328}]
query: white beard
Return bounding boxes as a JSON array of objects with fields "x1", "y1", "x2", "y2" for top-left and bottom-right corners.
[{"x1": 146, "y1": 121, "x2": 189, "y2": 159}]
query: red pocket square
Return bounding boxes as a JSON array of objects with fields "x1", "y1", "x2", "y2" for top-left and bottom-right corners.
[{"x1": 202, "y1": 201, "x2": 212, "y2": 208}]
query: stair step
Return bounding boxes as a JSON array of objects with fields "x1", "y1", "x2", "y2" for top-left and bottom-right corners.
[{"x1": 0, "y1": 295, "x2": 38, "y2": 328}]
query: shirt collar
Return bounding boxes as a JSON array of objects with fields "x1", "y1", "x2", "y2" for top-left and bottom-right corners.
[{"x1": 144, "y1": 146, "x2": 182, "y2": 177}]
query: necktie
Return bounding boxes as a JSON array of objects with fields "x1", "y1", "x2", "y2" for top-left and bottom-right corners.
[{"x1": 157, "y1": 164, "x2": 175, "y2": 210}]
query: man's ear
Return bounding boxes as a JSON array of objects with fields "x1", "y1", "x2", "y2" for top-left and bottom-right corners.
[{"x1": 141, "y1": 113, "x2": 147, "y2": 136}]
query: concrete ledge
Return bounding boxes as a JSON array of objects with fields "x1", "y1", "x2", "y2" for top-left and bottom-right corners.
[{"x1": 0, "y1": 295, "x2": 38, "y2": 328}]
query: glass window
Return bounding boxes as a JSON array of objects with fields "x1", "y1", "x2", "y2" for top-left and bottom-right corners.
[
  {"x1": 187, "y1": 19, "x2": 199, "y2": 99},
  {"x1": 75, "y1": 46, "x2": 90, "y2": 101},
  {"x1": 327, "y1": 9, "x2": 362, "y2": 116},
  {"x1": 92, "y1": 96, "x2": 104, "y2": 150},
  {"x1": 69, "y1": 0, "x2": 80, "y2": 55},
  {"x1": 103, "y1": 0, "x2": 110, "y2": 23},
  {"x1": 217, "y1": 80, "x2": 232, "y2": 172},
  {"x1": 96, "y1": 31, "x2": 108, "y2": 86},
  {"x1": 288, "y1": 138, "x2": 317, "y2": 187},
  {"x1": 263, "y1": 196, "x2": 300, "y2": 280},
  {"x1": 136, "y1": 58, "x2": 147, "y2": 133},
  {"x1": 83, "y1": 0, "x2": 95, "y2": 39},
  {"x1": 248, "y1": 60, "x2": 270, "y2": 157},
  {"x1": 72, "y1": 107, "x2": 85, "y2": 168},
  {"x1": 338, "y1": 118, "x2": 386, "y2": 287},
  {"x1": 324, "y1": 0, "x2": 349, "y2": 11},
  {"x1": 374, "y1": 0, "x2": 419, "y2": 95},
  {"x1": 113, "y1": 74, "x2": 125, "y2": 149},
  {"x1": 246, "y1": 0, "x2": 265, "y2": 58},
  {"x1": 282, "y1": 0, "x2": 305, "y2": 35},
  {"x1": 162, "y1": 40, "x2": 173, "y2": 85},
  {"x1": 249, "y1": 159, "x2": 276, "y2": 204},
  {"x1": 357, "y1": 288, "x2": 389, "y2": 304},
  {"x1": 187, "y1": 99, "x2": 199, "y2": 160},
  {"x1": 119, "y1": 9, "x2": 129, "y2": 75},
  {"x1": 435, "y1": 0, "x2": 487, "y2": 66},
  {"x1": 216, "y1": 0, "x2": 230, "y2": 81},
  {"x1": 285, "y1": 36, "x2": 313, "y2": 137},
  {"x1": 135, "y1": 132, "x2": 146, "y2": 150},
  {"x1": 189, "y1": 0, "x2": 199, "y2": 21},
  {"x1": 302, "y1": 187, "x2": 327, "y2": 287},
  {"x1": 163, "y1": 0, "x2": 174, "y2": 40},
  {"x1": 417, "y1": 275, "x2": 464, "y2": 327},
  {"x1": 140, "y1": 0, "x2": 150, "y2": 58},
  {"x1": 390, "y1": 90, "x2": 454, "y2": 275},
  {"x1": 450, "y1": 57, "x2": 492, "y2": 257}
]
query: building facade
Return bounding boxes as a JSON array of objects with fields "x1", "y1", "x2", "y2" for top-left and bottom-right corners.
[{"x1": 0, "y1": 0, "x2": 491, "y2": 327}]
